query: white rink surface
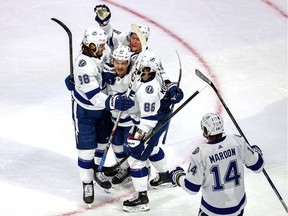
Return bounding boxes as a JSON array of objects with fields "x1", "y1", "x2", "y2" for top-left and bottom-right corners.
[{"x1": 0, "y1": 0, "x2": 287, "y2": 215}]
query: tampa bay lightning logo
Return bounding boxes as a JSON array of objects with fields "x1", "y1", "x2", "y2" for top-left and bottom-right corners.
[
  {"x1": 78, "y1": 59, "x2": 86, "y2": 67},
  {"x1": 192, "y1": 147, "x2": 200, "y2": 155},
  {"x1": 145, "y1": 85, "x2": 154, "y2": 94}
]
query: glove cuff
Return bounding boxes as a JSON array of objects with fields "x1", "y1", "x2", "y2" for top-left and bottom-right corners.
[
  {"x1": 105, "y1": 95, "x2": 116, "y2": 110},
  {"x1": 176, "y1": 173, "x2": 186, "y2": 186}
]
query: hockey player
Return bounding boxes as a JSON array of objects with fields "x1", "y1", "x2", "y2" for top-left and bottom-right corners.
[
  {"x1": 170, "y1": 113, "x2": 264, "y2": 216},
  {"x1": 102, "y1": 45, "x2": 135, "y2": 184},
  {"x1": 65, "y1": 26, "x2": 134, "y2": 205},
  {"x1": 94, "y1": 4, "x2": 184, "y2": 188},
  {"x1": 121, "y1": 50, "x2": 167, "y2": 212}
]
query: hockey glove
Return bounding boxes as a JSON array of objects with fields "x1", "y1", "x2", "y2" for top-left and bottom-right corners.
[
  {"x1": 105, "y1": 95, "x2": 134, "y2": 111},
  {"x1": 127, "y1": 136, "x2": 144, "y2": 158},
  {"x1": 102, "y1": 64, "x2": 116, "y2": 85},
  {"x1": 251, "y1": 145, "x2": 263, "y2": 156},
  {"x1": 94, "y1": 5, "x2": 111, "y2": 26},
  {"x1": 65, "y1": 75, "x2": 75, "y2": 91},
  {"x1": 170, "y1": 166, "x2": 186, "y2": 186},
  {"x1": 168, "y1": 83, "x2": 184, "y2": 104}
]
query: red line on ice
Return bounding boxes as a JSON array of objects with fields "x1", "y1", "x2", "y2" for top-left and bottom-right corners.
[{"x1": 261, "y1": 0, "x2": 288, "y2": 19}]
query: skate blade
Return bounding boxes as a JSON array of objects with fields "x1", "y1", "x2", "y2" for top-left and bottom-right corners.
[
  {"x1": 94, "y1": 182, "x2": 112, "y2": 194},
  {"x1": 150, "y1": 182, "x2": 176, "y2": 189},
  {"x1": 112, "y1": 176, "x2": 132, "y2": 185},
  {"x1": 123, "y1": 204, "x2": 150, "y2": 212}
]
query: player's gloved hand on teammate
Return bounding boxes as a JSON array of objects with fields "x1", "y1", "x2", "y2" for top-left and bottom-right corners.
[
  {"x1": 170, "y1": 166, "x2": 186, "y2": 186},
  {"x1": 251, "y1": 145, "x2": 263, "y2": 156},
  {"x1": 94, "y1": 4, "x2": 111, "y2": 26},
  {"x1": 105, "y1": 95, "x2": 134, "y2": 111},
  {"x1": 102, "y1": 70, "x2": 116, "y2": 85},
  {"x1": 168, "y1": 83, "x2": 184, "y2": 104},
  {"x1": 127, "y1": 136, "x2": 145, "y2": 158},
  {"x1": 65, "y1": 75, "x2": 75, "y2": 91}
]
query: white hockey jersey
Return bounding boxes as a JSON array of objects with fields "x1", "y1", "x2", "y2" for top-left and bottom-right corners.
[
  {"x1": 178, "y1": 135, "x2": 264, "y2": 216},
  {"x1": 104, "y1": 63, "x2": 135, "y2": 127},
  {"x1": 72, "y1": 50, "x2": 110, "y2": 110},
  {"x1": 100, "y1": 23, "x2": 170, "y2": 82},
  {"x1": 129, "y1": 72, "x2": 166, "y2": 133}
]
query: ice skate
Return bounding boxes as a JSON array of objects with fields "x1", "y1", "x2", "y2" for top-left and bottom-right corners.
[
  {"x1": 94, "y1": 172, "x2": 112, "y2": 193},
  {"x1": 150, "y1": 171, "x2": 175, "y2": 188},
  {"x1": 123, "y1": 191, "x2": 150, "y2": 212},
  {"x1": 83, "y1": 181, "x2": 94, "y2": 205},
  {"x1": 112, "y1": 168, "x2": 131, "y2": 185}
]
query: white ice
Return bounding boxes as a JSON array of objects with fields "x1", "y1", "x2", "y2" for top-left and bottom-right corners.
[{"x1": 0, "y1": 0, "x2": 287, "y2": 215}]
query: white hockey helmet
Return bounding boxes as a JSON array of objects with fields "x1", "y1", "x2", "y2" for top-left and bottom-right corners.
[
  {"x1": 130, "y1": 24, "x2": 150, "y2": 39},
  {"x1": 201, "y1": 113, "x2": 224, "y2": 137},
  {"x1": 139, "y1": 50, "x2": 160, "y2": 73},
  {"x1": 112, "y1": 45, "x2": 132, "y2": 62},
  {"x1": 82, "y1": 26, "x2": 107, "y2": 51}
]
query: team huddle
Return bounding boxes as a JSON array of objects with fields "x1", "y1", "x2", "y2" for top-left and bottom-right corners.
[{"x1": 64, "y1": 4, "x2": 264, "y2": 215}]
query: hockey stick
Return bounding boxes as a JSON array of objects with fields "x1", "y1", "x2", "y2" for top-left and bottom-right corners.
[
  {"x1": 162, "y1": 50, "x2": 182, "y2": 144},
  {"x1": 97, "y1": 23, "x2": 148, "y2": 171},
  {"x1": 96, "y1": 85, "x2": 208, "y2": 174},
  {"x1": 195, "y1": 69, "x2": 288, "y2": 213},
  {"x1": 51, "y1": 18, "x2": 73, "y2": 78}
]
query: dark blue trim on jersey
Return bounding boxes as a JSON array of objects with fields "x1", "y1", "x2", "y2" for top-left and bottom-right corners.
[
  {"x1": 131, "y1": 166, "x2": 149, "y2": 178},
  {"x1": 201, "y1": 194, "x2": 246, "y2": 215},
  {"x1": 132, "y1": 118, "x2": 140, "y2": 125},
  {"x1": 78, "y1": 158, "x2": 94, "y2": 169},
  {"x1": 141, "y1": 115, "x2": 158, "y2": 121},
  {"x1": 113, "y1": 116, "x2": 132, "y2": 123},
  {"x1": 184, "y1": 179, "x2": 201, "y2": 193},
  {"x1": 86, "y1": 87, "x2": 101, "y2": 100},
  {"x1": 246, "y1": 154, "x2": 264, "y2": 171},
  {"x1": 73, "y1": 90, "x2": 94, "y2": 106},
  {"x1": 207, "y1": 136, "x2": 226, "y2": 144}
]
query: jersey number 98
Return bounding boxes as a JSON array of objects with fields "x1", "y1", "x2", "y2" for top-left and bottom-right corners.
[{"x1": 78, "y1": 74, "x2": 90, "y2": 85}]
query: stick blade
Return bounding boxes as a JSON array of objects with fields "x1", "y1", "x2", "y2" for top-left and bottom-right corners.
[
  {"x1": 131, "y1": 24, "x2": 147, "y2": 50},
  {"x1": 195, "y1": 69, "x2": 212, "y2": 85}
]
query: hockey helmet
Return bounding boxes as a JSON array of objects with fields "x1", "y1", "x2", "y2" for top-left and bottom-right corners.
[
  {"x1": 139, "y1": 50, "x2": 160, "y2": 73},
  {"x1": 130, "y1": 24, "x2": 150, "y2": 39},
  {"x1": 112, "y1": 45, "x2": 132, "y2": 62},
  {"x1": 82, "y1": 26, "x2": 107, "y2": 51},
  {"x1": 201, "y1": 113, "x2": 224, "y2": 137}
]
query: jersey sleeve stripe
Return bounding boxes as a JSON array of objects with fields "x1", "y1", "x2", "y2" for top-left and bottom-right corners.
[
  {"x1": 184, "y1": 179, "x2": 201, "y2": 193},
  {"x1": 246, "y1": 154, "x2": 264, "y2": 171},
  {"x1": 86, "y1": 87, "x2": 101, "y2": 99},
  {"x1": 73, "y1": 90, "x2": 93, "y2": 106},
  {"x1": 141, "y1": 115, "x2": 158, "y2": 121}
]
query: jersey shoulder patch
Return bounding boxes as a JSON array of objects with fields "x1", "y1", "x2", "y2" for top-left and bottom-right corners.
[
  {"x1": 192, "y1": 147, "x2": 200, "y2": 155},
  {"x1": 78, "y1": 59, "x2": 86, "y2": 67},
  {"x1": 145, "y1": 85, "x2": 154, "y2": 94}
]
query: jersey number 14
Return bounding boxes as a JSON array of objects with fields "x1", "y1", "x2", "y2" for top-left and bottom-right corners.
[{"x1": 210, "y1": 159, "x2": 241, "y2": 191}]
